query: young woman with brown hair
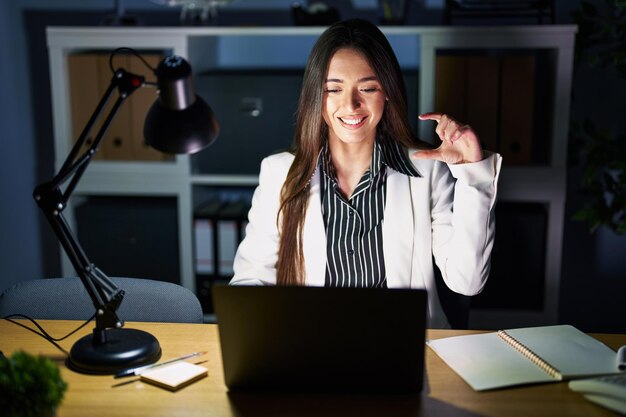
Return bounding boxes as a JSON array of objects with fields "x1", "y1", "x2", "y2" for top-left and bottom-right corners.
[{"x1": 230, "y1": 18, "x2": 501, "y2": 327}]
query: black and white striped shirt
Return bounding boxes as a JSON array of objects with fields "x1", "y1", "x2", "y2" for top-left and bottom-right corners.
[{"x1": 319, "y1": 139, "x2": 420, "y2": 288}]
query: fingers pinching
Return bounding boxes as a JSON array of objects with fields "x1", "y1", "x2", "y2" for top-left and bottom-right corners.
[
  {"x1": 450, "y1": 127, "x2": 464, "y2": 144},
  {"x1": 452, "y1": 124, "x2": 471, "y2": 144},
  {"x1": 417, "y1": 112, "x2": 483, "y2": 163},
  {"x1": 440, "y1": 114, "x2": 459, "y2": 142}
]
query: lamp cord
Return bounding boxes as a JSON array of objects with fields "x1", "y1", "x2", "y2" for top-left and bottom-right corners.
[
  {"x1": 2, "y1": 314, "x2": 95, "y2": 356},
  {"x1": 109, "y1": 47, "x2": 157, "y2": 74}
]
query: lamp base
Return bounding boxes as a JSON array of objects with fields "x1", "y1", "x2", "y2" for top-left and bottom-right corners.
[{"x1": 67, "y1": 328, "x2": 161, "y2": 374}]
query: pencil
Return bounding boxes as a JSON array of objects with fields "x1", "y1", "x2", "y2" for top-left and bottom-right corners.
[{"x1": 114, "y1": 351, "x2": 208, "y2": 378}]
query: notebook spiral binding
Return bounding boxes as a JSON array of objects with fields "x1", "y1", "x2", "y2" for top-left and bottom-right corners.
[{"x1": 497, "y1": 330, "x2": 563, "y2": 380}]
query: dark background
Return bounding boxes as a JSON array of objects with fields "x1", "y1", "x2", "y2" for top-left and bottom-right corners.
[{"x1": 1, "y1": 0, "x2": 624, "y2": 332}]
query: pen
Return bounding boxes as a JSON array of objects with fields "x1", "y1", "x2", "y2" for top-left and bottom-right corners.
[
  {"x1": 617, "y1": 345, "x2": 626, "y2": 371},
  {"x1": 114, "y1": 351, "x2": 208, "y2": 378}
]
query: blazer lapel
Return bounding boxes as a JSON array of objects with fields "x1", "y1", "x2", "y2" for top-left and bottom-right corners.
[{"x1": 383, "y1": 168, "x2": 415, "y2": 288}]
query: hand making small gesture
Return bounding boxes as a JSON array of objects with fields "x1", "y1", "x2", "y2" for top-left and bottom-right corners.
[{"x1": 412, "y1": 112, "x2": 484, "y2": 164}]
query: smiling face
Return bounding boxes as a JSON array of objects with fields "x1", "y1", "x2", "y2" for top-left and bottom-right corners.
[{"x1": 322, "y1": 48, "x2": 387, "y2": 149}]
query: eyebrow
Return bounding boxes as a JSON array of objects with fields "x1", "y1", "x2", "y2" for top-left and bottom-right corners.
[{"x1": 325, "y1": 76, "x2": 379, "y2": 83}]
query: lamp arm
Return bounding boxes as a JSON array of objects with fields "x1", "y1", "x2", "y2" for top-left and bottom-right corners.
[{"x1": 33, "y1": 68, "x2": 145, "y2": 337}]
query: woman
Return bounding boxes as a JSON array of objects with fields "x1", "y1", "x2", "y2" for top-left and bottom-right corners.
[{"x1": 230, "y1": 18, "x2": 502, "y2": 328}]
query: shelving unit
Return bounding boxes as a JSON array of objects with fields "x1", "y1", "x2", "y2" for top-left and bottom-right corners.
[{"x1": 47, "y1": 25, "x2": 576, "y2": 327}]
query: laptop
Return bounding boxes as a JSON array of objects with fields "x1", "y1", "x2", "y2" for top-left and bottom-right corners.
[{"x1": 212, "y1": 285, "x2": 427, "y2": 394}]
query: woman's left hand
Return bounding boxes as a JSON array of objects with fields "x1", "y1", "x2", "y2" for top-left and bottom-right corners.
[{"x1": 412, "y1": 112, "x2": 484, "y2": 164}]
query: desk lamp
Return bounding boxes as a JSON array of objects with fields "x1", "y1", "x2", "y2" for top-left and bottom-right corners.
[{"x1": 33, "y1": 49, "x2": 218, "y2": 374}]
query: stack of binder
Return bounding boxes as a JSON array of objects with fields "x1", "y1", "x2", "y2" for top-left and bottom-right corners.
[{"x1": 194, "y1": 198, "x2": 250, "y2": 313}]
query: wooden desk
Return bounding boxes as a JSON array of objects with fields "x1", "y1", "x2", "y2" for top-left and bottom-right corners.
[{"x1": 1, "y1": 320, "x2": 624, "y2": 417}]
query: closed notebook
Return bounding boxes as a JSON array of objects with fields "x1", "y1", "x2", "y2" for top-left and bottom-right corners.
[
  {"x1": 427, "y1": 325, "x2": 619, "y2": 391},
  {"x1": 140, "y1": 362, "x2": 208, "y2": 391}
]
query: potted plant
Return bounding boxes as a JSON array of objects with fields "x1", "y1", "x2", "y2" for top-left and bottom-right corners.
[
  {"x1": 569, "y1": 0, "x2": 626, "y2": 234},
  {"x1": 0, "y1": 350, "x2": 68, "y2": 417}
]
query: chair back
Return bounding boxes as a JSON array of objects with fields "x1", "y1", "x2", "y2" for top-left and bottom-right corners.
[{"x1": 0, "y1": 277, "x2": 204, "y2": 323}]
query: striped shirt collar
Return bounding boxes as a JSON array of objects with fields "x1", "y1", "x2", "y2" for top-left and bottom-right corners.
[{"x1": 318, "y1": 138, "x2": 421, "y2": 180}]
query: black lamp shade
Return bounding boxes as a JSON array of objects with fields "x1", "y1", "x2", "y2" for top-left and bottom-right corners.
[
  {"x1": 144, "y1": 95, "x2": 219, "y2": 154},
  {"x1": 144, "y1": 55, "x2": 219, "y2": 154}
]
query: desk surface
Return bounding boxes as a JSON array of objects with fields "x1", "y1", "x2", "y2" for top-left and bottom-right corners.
[{"x1": 1, "y1": 320, "x2": 624, "y2": 417}]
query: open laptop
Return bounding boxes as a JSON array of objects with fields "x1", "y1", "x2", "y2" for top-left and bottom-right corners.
[{"x1": 212, "y1": 285, "x2": 427, "y2": 394}]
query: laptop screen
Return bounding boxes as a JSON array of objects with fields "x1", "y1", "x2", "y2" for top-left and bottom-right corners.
[{"x1": 213, "y1": 285, "x2": 427, "y2": 393}]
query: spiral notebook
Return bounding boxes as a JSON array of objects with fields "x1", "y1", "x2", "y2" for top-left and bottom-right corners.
[{"x1": 427, "y1": 325, "x2": 620, "y2": 391}]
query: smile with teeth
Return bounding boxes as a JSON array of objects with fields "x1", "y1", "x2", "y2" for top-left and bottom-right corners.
[{"x1": 339, "y1": 116, "x2": 366, "y2": 126}]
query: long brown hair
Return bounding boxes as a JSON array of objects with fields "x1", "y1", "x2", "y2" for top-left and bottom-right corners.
[{"x1": 276, "y1": 18, "x2": 426, "y2": 285}]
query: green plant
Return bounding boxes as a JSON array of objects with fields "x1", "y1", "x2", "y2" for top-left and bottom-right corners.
[
  {"x1": 0, "y1": 350, "x2": 68, "y2": 417},
  {"x1": 570, "y1": 0, "x2": 626, "y2": 234}
]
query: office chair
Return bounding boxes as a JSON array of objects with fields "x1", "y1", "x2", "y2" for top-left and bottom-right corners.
[{"x1": 0, "y1": 277, "x2": 204, "y2": 323}]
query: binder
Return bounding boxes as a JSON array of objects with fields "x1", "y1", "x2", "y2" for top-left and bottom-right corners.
[
  {"x1": 128, "y1": 53, "x2": 170, "y2": 161},
  {"x1": 216, "y1": 200, "x2": 250, "y2": 277},
  {"x1": 434, "y1": 53, "x2": 537, "y2": 162},
  {"x1": 194, "y1": 196, "x2": 250, "y2": 313},
  {"x1": 67, "y1": 52, "x2": 171, "y2": 161},
  {"x1": 434, "y1": 55, "x2": 467, "y2": 120},
  {"x1": 435, "y1": 55, "x2": 500, "y2": 152},
  {"x1": 466, "y1": 56, "x2": 499, "y2": 152},
  {"x1": 194, "y1": 198, "x2": 224, "y2": 276},
  {"x1": 217, "y1": 220, "x2": 238, "y2": 276},
  {"x1": 67, "y1": 54, "x2": 104, "y2": 160},
  {"x1": 499, "y1": 55, "x2": 535, "y2": 165},
  {"x1": 98, "y1": 54, "x2": 134, "y2": 160},
  {"x1": 194, "y1": 219, "x2": 215, "y2": 275}
]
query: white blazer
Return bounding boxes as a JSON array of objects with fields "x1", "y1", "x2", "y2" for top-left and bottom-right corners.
[{"x1": 231, "y1": 150, "x2": 502, "y2": 328}]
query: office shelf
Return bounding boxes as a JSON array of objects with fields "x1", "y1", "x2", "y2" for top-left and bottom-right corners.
[{"x1": 47, "y1": 25, "x2": 576, "y2": 326}]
